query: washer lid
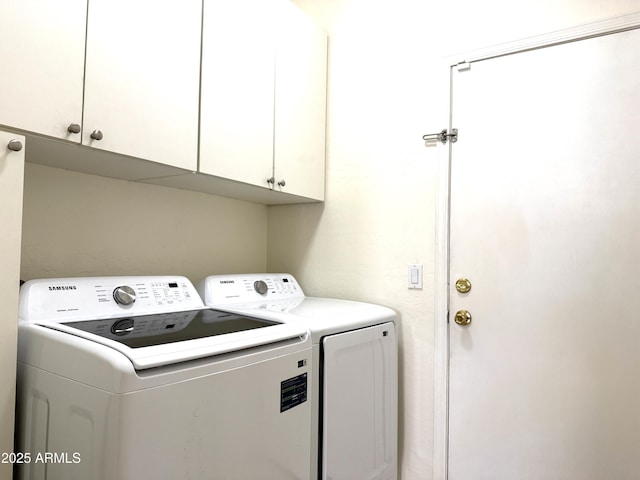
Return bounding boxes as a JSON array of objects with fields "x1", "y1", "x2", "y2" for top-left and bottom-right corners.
[
  {"x1": 62, "y1": 309, "x2": 278, "y2": 349},
  {"x1": 34, "y1": 309, "x2": 309, "y2": 370},
  {"x1": 18, "y1": 276, "x2": 311, "y2": 370}
]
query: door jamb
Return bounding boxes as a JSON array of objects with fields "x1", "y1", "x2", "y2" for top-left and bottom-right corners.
[{"x1": 432, "y1": 11, "x2": 640, "y2": 480}]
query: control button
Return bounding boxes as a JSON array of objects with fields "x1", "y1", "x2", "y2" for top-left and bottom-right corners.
[
  {"x1": 113, "y1": 285, "x2": 136, "y2": 306},
  {"x1": 254, "y1": 280, "x2": 268, "y2": 295}
]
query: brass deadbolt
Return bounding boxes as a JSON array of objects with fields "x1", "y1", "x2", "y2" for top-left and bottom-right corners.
[{"x1": 455, "y1": 278, "x2": 472, "y2": 294}]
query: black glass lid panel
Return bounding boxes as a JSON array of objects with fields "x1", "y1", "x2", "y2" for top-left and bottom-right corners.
[{"x1": 63, "y1": 309, "x2": 278, "y2": 348}]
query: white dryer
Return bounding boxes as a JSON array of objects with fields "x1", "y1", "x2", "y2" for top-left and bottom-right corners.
[
  {"x1": 15, "y1": 276, "x2": 313, "y2": 480},
  {"x1": 198, "y1": 273, "x2": 398, "y2": 480}
]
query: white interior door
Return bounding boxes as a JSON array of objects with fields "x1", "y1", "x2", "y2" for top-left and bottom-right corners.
[{"x1": 449, "y1": 26, "x2": 640, "y2": 479}]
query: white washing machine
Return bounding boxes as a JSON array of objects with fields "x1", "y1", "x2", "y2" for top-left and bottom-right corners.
[
  {"x1": 15, "y1": 276, "x2": 313, "y2": 480},
  {"x1": 198, "y1": 273, "x2": 398, "y2": 480}
]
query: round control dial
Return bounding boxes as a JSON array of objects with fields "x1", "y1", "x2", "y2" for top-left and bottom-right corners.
[
  {"x1": 253, "y1": 280, "x2": 268, "y2": 295},
  {"x1": 113, "y1": 285, "x2": 136, "y2": 306}
]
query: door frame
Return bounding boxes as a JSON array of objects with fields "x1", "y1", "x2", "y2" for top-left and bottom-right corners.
[{"x1": 432, "y1": 11, "x2": 640, "y2": 480}]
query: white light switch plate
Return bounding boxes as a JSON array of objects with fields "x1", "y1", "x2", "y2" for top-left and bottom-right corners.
[{"x1": 408, "y1": 264, "x2": 423, "y2": 289}]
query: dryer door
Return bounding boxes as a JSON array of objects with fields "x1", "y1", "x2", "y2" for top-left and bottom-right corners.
[{"x1": 322, "y1": 322, "x2": 398, "y2": 480}]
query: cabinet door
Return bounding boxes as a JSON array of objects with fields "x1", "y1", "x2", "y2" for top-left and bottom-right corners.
[
  {"x1": 0, "y1": 131, "x2": 25, "y2": 480},
  {"x1": 273, "y1": 0, "x2": 327, "y2": 201},
  {"x1": 0, "y1": 0, "x2": 86, "y2": 140},
  {"x1": 83, "y1": 0, "x2": 201, "y2": 170},
  {"x1": 199, "y1": 0, "x2": 276, "y2": 187}
]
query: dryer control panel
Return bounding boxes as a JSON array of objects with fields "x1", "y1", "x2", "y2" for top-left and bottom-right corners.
[
  {"x1": 19, "y1": 276, "x2": 204, "y2": 323},
  {"x1": 199, "y1": 273, "x2": 305, "y2": 306}
]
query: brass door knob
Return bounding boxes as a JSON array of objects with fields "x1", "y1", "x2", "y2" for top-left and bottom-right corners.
[
  {"x1": 455, "y1": 278, "x2": 472, "y2": 293},
  {"x1": 454, "y1": 310, "x2": 472, "y2": 326}
]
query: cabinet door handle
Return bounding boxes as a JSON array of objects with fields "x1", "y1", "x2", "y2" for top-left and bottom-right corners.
[
  {"x1": 7, "y1": 139, "x2": 23, "y2": 152},
  {"x1": 67, "y1": 123, "x2": 81, "y2": 134},
  {"x1": 277, "y1": 179, "x2": 286, "y2": 187},
  {"x1": 90, "y1": 130, "x2": 103, "y2": 141},
  {"x1": 267, "y1": 177, "x2": 275, "y2": 185}
]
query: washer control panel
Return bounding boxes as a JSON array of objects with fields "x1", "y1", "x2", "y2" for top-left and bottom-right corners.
[
  {"x1": 19, "y1": 276, "x2": 204, "y2": 323},
  {"x1": 200, "y1": 273, "x2": 304, "y2": 306}
]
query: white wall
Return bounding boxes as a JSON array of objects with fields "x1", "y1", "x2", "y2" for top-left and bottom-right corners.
[
  {"x1": 21, "y1": 163, "x2": 268, "y2": 282},
  {"x1": 271, "y1": 1, "x2": 640, "y2": 478}
]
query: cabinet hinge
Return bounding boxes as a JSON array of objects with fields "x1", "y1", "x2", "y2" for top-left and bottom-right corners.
[{"x1": 422, "y1": 128, "x2": 458, "y2": 145}]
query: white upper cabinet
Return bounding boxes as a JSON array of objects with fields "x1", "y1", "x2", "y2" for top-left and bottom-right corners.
[
  {"x1": 273, "y1": 0, "x2": 327, "y2": 201},
  {"x1": 199, "y1": 0, "x2": 327, "y2": 201},
  {"x1": 83, "y1": 0, "x2": 201, "y2": 170},
  {"x1": 0, "y1": 0, "x2": 325, "y2": 203},
  {"x1": 0, "y1": 0, "x2": 86, "y2": 140},
  {"x1": 200, "y1": 0, "x2": 276, "y2": 187},
  {"x1": 0, "y1": 0, "x2": 200, "y2": 171}
]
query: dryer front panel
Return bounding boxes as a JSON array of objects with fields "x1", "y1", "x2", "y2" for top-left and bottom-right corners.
[{"x1": 321, "y1": 322, "x2": 398, "y2": 480}]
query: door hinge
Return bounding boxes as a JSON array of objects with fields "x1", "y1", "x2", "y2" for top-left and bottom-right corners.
[{"x1": 423, "y1": 128, "x2": 458, "y2": 145}]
